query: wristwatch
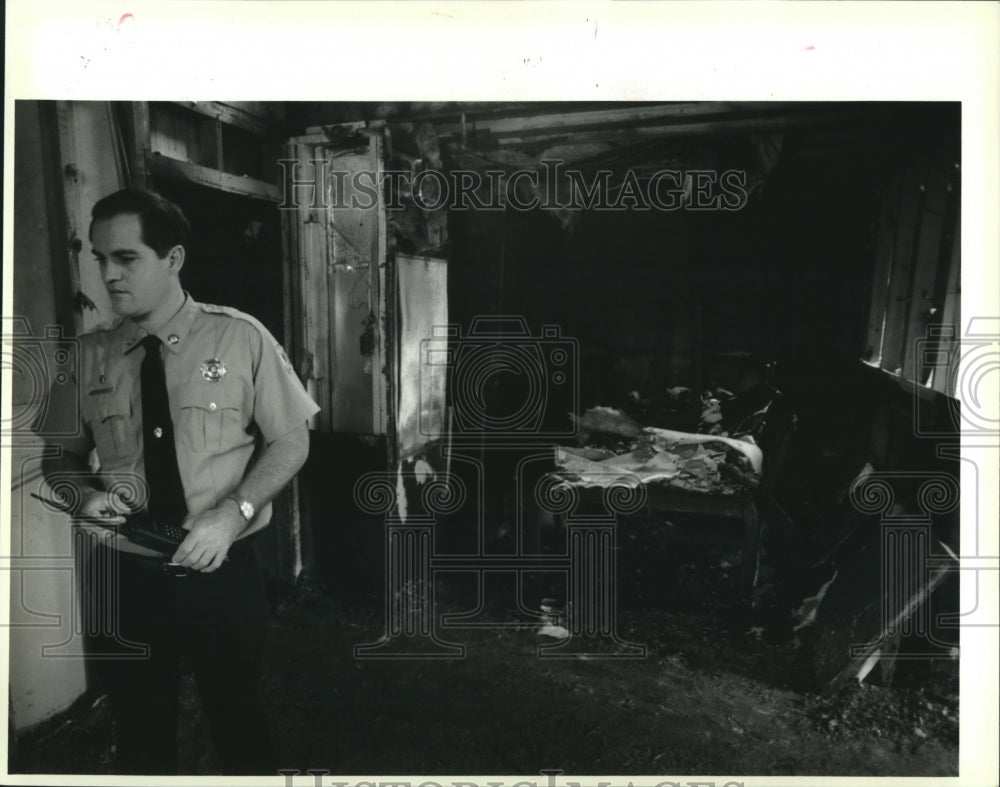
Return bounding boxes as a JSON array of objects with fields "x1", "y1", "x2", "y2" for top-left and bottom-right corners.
[{"x1": 227, "y1": 494, "x2": 255, "y2": 522}]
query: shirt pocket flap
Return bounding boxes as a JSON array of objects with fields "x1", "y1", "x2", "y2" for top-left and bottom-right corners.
[
  {"x1": 176, "y1": 382, "x2": 246, "y2": 454},
  {"x1": 177, "y1": 383, "x2": 242, "y2": 412},
  {"x1": 88, "y1": 388, "x2": 133, "y2": 459},
  {"x1": 95, "y1": 388, "x2": 132, "y2": 421}
]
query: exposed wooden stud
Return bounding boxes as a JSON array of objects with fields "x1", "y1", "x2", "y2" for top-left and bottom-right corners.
[
  {"x1": 385, "y1": 218, "x2": 398, "y2": 469},
  {"x1": 315, "y1": 145, "x2": 334, "y2": 434},
  {"x1": 281, "y1": 146, "x2": 305, "y2": 392},
  {"x1": 129, "y1": 101, "x2": 150, "y2": 189},
  {"x1": 281, "y1": 164, "x2": 312, "y2": 576},
  {"x1": 174, "y1": 100, "x2": 280, "y2": 138},
  {"x1": 106, "y1": 103, "x2": 131, "y2": 186},
  {"x1": 863, "y1": 178, "x2": 902, "y2": 365},
  {"x1": 901, "y1": 158, "x2": 949, "y2": 380},
  {"x1": 370, "y1": 131, "x2": 390, "y2": 439},
  {"x1": 37, "y1": 102, "x2": 78, "y2": 335},
  {"x1": 880, "y1": 160, "x2": 927, "y2": 375},
  {"x1": 53, "y1": 103, "x2": 84, "y2": 331},
  {"x1": 297, "y1": 143, "x2": 332, "y2": 433},
  {"x1": 936, "y1": 183, "x2": 962, "y2": 395},
  {"x1": 195, "y1": 117, "x2": 223, "y2": 170}
]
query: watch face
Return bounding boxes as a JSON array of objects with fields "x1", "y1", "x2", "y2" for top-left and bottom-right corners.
[{"x1": 239, "y1": 501, "x2": 255, "y2": 520}]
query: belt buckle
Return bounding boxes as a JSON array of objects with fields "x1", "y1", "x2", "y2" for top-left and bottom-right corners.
[{"x1": 162, "y1": 562, "x2": 189, "y2": 577}]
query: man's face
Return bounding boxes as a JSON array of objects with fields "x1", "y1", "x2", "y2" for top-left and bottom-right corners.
[{"x1": 91, "y1": 214, "x2": 177, "y2": 320}]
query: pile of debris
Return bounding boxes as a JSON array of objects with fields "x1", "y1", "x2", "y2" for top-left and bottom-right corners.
[{"x1": 555, "y1": 406, "x2": 762, "y2": 495}]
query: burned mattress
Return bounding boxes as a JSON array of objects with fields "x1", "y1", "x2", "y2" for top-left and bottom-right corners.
[{"x1": 552, "y1": 407, "x2": 763, "y2": 496}]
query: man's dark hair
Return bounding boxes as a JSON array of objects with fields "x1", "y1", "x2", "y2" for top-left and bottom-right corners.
[{"x1": 89, "y1": 189, "x2": 191, "y2": 258}]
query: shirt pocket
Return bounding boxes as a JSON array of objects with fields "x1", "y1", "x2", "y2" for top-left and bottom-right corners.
[
  {"x1": 89, "y1": 388, "x2": 134, "y2": 463},
  {"x1": 176, "y1": 382, "x2": 246, "y2": 454}
]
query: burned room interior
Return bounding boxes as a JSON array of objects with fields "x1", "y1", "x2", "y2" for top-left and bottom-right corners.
[{"x1": 9, "y1": 100, "x2": 964, "y2": 775}]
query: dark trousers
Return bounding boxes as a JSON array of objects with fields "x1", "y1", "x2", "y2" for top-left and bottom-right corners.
[{"x1": 83, "y1": 539, "x2": 277, "y2": 775}]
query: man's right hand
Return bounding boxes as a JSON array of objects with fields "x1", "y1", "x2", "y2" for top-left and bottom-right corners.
[
  {"x1": 75, "y1": 489, "x2": 129, "y2": 524},
  {"x1": 72, "y1": 490, "x2": 168, "y2": 558}
]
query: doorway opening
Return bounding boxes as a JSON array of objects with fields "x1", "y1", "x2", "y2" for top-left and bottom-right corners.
[{"x1": 151, "y1": 178, "x2": 285, "y2": 342}]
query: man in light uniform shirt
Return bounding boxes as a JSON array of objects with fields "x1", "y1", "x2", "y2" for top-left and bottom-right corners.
[{"x1": 42, "y1": 189, "x2": 318, "y2": 774}]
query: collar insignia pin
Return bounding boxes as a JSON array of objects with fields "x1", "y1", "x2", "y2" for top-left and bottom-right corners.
[{"x1": 200, "y1": 358, "x2": 227, "y2": 382}]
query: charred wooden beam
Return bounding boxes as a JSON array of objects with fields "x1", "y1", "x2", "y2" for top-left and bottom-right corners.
[
  {"x1": 440, "y1": 102, "x2": 788, "y2": 139},
  {"x1": 824, "y1": 552, "x2": 956, "y2": 694},
  {"x1": 146, "y1": 152, "x2": 282, "y2": 202}
]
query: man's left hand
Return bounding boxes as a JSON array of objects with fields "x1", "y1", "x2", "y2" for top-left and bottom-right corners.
[{"x1": 172, "y1": 501, "x2": 244, "y2": 572}]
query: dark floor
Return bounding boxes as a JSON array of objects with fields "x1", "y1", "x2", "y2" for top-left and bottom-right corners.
[{"x1": 10, "y1": 543, "x2": 959, "y2": 777}]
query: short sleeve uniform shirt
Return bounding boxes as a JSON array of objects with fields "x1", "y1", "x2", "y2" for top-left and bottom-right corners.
[{"x1": 76, "y1": 296, "x2": 318, "y2": 535}]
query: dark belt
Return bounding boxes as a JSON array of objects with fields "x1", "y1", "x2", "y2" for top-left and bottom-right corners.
[{"x1": 115, "y1": 531, "x2": 260, "y2": 577}]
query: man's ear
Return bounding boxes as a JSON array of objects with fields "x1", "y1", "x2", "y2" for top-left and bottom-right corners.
[{"x1": 166, "y1": 245, "x2": 186, "y2": 274}]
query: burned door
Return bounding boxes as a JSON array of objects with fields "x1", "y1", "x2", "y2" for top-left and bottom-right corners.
[
  {"x1": 284, "y1": 125, "x2": 449, "y2": 468},
  {"x1": 286, "y1": 129, "x2": 389, "y2": 436}
]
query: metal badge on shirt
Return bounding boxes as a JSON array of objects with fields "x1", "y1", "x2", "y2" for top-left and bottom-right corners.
[{"x1": 200, "y1": 358, "x2": 228, "y2": 382}]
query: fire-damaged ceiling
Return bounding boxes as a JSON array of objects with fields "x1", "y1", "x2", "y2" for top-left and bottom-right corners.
[{"x1": 297, "y1": 101, "x2": 955, "y2": 243}]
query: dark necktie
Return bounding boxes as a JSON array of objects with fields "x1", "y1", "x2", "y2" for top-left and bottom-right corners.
[{"x1": 140, "y1": 335, "x2": 187, "y2": 523}]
